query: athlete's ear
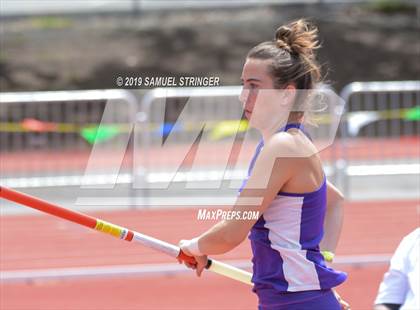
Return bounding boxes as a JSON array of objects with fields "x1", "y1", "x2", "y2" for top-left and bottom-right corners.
[{"x1": 279, "y1": 84, "x2": 296, "y2": 107}]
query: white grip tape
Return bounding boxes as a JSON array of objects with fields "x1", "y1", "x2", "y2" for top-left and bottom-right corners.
[
  {"x1": 208, "y1": 259, "x2": 252, "y2": 286},
  {"x1": 132, "y1": 231, "x2": 180, "y2": 258}
]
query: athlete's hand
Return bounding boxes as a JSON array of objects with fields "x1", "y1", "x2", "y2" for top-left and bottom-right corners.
[
  {"x1": 178, "y1": 240, "x2": 208, "y2": 277},
  {"x1": 333, "y1": 289, "x2": 351, "y2": 310}
]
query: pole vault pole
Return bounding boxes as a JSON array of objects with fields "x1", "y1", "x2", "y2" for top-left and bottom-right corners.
[{"x1": 0, "y1": 186, "x2": 252, "y2": 285}]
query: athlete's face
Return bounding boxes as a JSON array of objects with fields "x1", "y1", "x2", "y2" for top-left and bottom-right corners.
[{"x1": 239, "y1": 58, "x2": 294, "y2": 131}]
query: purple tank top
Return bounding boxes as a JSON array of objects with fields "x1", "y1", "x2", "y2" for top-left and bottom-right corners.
[{"x1": 241, "y1": 123, "x2": 347, "y2": 298}]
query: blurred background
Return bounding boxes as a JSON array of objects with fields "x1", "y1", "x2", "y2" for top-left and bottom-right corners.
[
  {"x1": 0, "y1": 0, "x2": 419, "y2": 91},
  {"x1": 1, "y1": 1, "x2": 419, "y2": 310}
]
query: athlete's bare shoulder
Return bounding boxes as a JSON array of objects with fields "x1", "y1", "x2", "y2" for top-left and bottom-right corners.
[{"x1": 265, "y1": 131, "x2": 316, "y2": 158}]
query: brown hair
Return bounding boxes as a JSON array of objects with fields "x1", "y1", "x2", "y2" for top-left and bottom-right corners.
[{"x1": 247, "y1": 19, "x2": 322, "y2": 90}]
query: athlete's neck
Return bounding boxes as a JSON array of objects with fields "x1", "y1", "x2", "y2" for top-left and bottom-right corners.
[{"x1": 260, "y1": 115, "x2": 303, "y2": 143}]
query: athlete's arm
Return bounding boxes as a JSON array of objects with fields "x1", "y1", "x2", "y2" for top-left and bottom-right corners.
[
  {"x1": 319, "y1": 180, "x2": 344, "y2": 254},
  {"x1": 178, "y1": 133, "x2": 298, "y2": 272},
  {"x1": 193, "y1": 134, "x2": 295, "y2": 255},
  {"x1": 179, "y1": 135, "x2": 299, "y2": 276}
]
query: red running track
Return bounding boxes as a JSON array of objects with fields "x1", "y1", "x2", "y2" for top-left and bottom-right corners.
[
  {"x1": 1, "y1": 137, "x2": 419, "y2": 174},
  {"x1": 1, "y1": 200, "x2": 418, "y2": 309},
  {"x1": 0, "y1": 266, "x2": 389, "y2": 310}
]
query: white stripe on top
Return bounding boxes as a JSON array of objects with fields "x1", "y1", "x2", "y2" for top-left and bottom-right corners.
[{"x1": 263, "y1": 195, "x2": 321, "y2": 291}]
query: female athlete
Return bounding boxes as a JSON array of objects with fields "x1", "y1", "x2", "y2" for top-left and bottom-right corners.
[{"x1": 179, "y1": 19, "x2": 349, "y2": 310}]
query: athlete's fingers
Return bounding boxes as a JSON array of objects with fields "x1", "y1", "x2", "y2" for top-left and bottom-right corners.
[
  {"x1": 180, "y1": 260, "x2": 197, "y2": 270},
  {"x1": 185, "y1": 262, "x2": 197, "y2": 269},
  {"x1": 177, "y1": 241, "x2": 198, "y2": 270},
  {"x1": 195, "y1": 255, "x2": 208, "y2": 277}
]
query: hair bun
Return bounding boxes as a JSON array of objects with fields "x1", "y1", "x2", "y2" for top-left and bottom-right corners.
[
  {"x1": 274, "y1": 19, "x2": 320, "y2": 57},
  {"x1": 275, "y1": 26, "x2": 293, "y2": 53}
]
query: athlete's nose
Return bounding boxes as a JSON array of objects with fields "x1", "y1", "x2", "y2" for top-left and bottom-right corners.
[{"x1": 239, "y1": 87, "x2": 249, "y2": 108}]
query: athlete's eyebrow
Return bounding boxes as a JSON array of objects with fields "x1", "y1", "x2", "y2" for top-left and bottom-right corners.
[{"x1": 240, "y1": 77, "x2": 262, "y2": 83}]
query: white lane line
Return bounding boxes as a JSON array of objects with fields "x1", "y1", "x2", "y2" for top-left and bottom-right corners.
[{"x1": 0, "y1": 254, "x2": 392, "y2": 282}]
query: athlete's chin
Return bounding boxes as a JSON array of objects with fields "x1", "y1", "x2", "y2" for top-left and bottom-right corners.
[{"x1": 246, "y1": 116, "x2": 262, "y2": 130}]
